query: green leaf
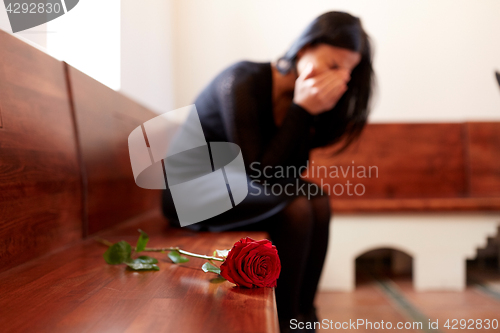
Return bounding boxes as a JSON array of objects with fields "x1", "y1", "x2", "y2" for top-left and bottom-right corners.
[
  {"x1": 168, "y1": 250, "x2": 189, "y2": 263},
  {"x1": 209, "y1": 276, "x2": 227, "y2": 284},
  {"x1": 202, "y1": 261, "x2": 221, "y2": 274},
  {"x1": 214, "y1": 249, "x2": 230, "y2": 258},
  {"x1": 103, "y1": 241, "x2": 132, "y2": 265},
  {"x1": 123, "y1": 256, "x2": 159, "y2": 270},
  {"x1": 135, "y1": 229, "x2": 149, "y2": 252},
  {"x1": 125, "y1": 259, "x2": 160, "y2": 271},
  {"x1": 135, "y1": 255, "x2": 158, "y2": 264}
]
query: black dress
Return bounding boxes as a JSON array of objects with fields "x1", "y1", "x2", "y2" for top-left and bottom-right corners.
[
  {"x1": 162, "y1": 60, "x2": 325, "y2": 231},
  {"x1": 162, "y1": 60, "x2": 332, "y2": 332}
]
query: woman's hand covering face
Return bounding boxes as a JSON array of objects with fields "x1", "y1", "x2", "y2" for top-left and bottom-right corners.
[{"x1": 293, "y1": 62, "x2": 351, "y2": 115}]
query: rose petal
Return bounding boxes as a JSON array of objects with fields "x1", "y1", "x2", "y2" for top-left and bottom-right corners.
[{"x1": 220, "y1": 237, "x2": 281, "y2": 288}]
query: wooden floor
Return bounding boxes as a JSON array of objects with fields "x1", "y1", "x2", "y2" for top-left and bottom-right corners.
[{"x1": 316, "y1": 268, "x2": 500, "y2": 332}]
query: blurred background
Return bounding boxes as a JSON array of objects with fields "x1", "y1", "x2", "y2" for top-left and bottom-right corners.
[
  {"x1": 2, "y1": 0, "x2": 500, "y2": 330},
  {"x1": 1, "y1": 0, "x2": 499, "y2": 120}
]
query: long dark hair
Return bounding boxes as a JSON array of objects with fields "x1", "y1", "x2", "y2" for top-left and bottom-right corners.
[{"x1": 277, "y1": 11, "x2": 374, "y2": 154}]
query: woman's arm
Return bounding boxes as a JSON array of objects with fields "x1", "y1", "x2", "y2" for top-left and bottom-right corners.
[{"x1": 217, "y1": 68, "x2": 314, "y2": 175}]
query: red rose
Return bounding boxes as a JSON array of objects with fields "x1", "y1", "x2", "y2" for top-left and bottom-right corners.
[{"x1": 220, "y1": 237, "x2": 281, "y2": 288}]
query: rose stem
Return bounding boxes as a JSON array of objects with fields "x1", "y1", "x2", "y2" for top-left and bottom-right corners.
[
  {"x1": 143, "y1": 247, "x2": 224, "y2": 262},
  {"x1": 95, "y1": 238, "x2": 224, "y2": 262}
]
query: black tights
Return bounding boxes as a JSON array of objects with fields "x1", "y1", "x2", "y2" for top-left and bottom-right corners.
[{"x1": 230, "y1": 194, "x2": 331, "y2": 330}]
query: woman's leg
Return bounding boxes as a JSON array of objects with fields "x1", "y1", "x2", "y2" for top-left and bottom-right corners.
[
  {"x1": 227, "y1": 193, "x2": 330, "y2": 331},
  {"x1": 298, "y1": 193, "x2": 331, "y2": 316},
  {"x1": 264, "y1": 196, "x2": 317, "y2": 329}
]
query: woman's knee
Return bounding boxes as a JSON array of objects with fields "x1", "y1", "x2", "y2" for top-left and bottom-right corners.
[
  {"x1": 281, "y1": 196, "x2": 315, "y2": 231},
  {"x1": 311, "y1": 194, "x2": 331, "y2": 230},
  {"x1": 286, "y1": 195, "x2": 314, "y2": 215}
]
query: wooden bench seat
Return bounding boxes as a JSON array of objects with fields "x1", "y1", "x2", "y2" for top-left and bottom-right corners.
[
  {"x1": 0, "y1": 209, "x2": 279, "y2": 333},
  {"x1": 329, "y1": 197, "x2": 500, "y2": 212},
  {"x1": 0, "y1": 29, "x2": 278, "y2": 333}
]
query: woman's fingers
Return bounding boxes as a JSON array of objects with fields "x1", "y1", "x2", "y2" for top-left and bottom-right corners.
[
  {"x1": 300, "y1": 62, "x2": 315, "y2": 80},
  {"x1": 319, "y1": 76, "x2": 346, "y2": 98},
  {"x1": 323, "y1": 84, "x2": 348, "y2": 109},
  {"x1": 308, "y1": 69, "x2": 349, "y2": 93},
  {"x1": 294, "y1": 66, "x2": 350, "y2": 114},
  {"x1": 315, "y1": 73, "x2": 343, "y2": 91},
  {"x1": 316, "y1": 73, "x2": 348, "y2": 107},
  {"x1": 306, "y1": 68, "x2": 339, "y2": 86}
]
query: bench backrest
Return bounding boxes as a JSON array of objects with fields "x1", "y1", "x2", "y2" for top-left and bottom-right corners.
[
  {"x1": 307, "y1": 122, "x2": 500, "y2": 211},
  {"x1": 67, "y1": 66, "x2": 160, "y2": 235},
  {"x1": 0, "y1": 30, "x2": 161, "y2": 272},
  {"x1": 467, "y1": 122, "x2": 500, "y2": 197},
  {"x1": 0, "y1": 30, "x2": 83, "y2": 271}
]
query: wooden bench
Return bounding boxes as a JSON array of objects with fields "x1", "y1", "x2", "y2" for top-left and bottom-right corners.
[
  {"x1": 0, "y1": 29, "x2": 279, "y2": 332},
  {"x1": 306, "y1": 123, "x2": 500, "y2": 292},
  {"x1": 307, "y1": 122, "x2": 500, "y2": 212}
]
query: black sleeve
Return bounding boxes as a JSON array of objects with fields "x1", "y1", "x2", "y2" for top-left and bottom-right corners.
[
  {"x1": 216, "y1": 68, "x2": 314, "y2": 176},
  {"x1": 309, "y1": 107, "x2": 348, "y2": 149}
]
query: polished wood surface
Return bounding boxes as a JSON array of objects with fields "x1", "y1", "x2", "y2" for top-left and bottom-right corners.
[
  {"x1": 0, "y1": 30, "x2": 82, "y2": 272},
  {"x1": 330, "y1": 197, "x2": 500, "y2": 213},
  {"x1": 0, "y1": 31, "x2": 278, "y2": 332},
  {"x1": 311, "y1": 123, "x2": 466, "y2": 199},
  {"x1": 317, "y1": 272, "x2": 500, "y2": 332},
  {"x1": 466, "y1": 122, "x2": 500, "y2": 197},
  {"x1": 0, "y1": 210, "x2": 279, "y2": 333},
  {"x1": 307, "y1": 122, "x2": 500, "y2": 212},
  {"x1": 66, "y1": 64, "x2": 162, "y2": 235}
]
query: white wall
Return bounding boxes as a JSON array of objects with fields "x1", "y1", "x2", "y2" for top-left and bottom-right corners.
[
  {"x1": 0, "y1": 1, "x2": 120, "y2": 90},
  {"x1": 172, "y1": 0, "x2": 500, "y2": 122},
  {"x1": 319, "y1": 213, "x2": 500, "y2": 291},
  {"x1": 47, "y1": 0, "x2": 121, "y2": 90},
  {"x1": 120, "y1": 0, "x2": 175, "y2": 113},
  {"x1": 4, "y1": 1, "x2": 498, "y2": 121},
  {"x1": 0, "y1": 4, "x2": 8, "y2": 32},
  {"x1": 0, "y1": 0, "x2": 174, "y2": 110}
]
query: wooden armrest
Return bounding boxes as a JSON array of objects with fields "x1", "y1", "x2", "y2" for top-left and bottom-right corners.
[{"x1": 331, "y1": 197, "x2": 500, "y2": 213}]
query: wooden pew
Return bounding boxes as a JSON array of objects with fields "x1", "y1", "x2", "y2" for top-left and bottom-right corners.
[
  {"x1": 306, "y1": 123, "x2": 500, "y2": 212},
  {"x1": 0, "y1": 30, "x2": 279, "y2": 332},
  {"x1": 306, "y1": 122, "x2": 500, "y2": 292},
  {"x1": 0, "y1": 213, "x2": 277, "y2": 332},
  {"x1": 467, "y1": 122, "x2": 500, "y2": 197},
  {"x1": 66, "y1": 64, "x2": 160, "y2": 235},
  {"x1": 1, "y1": 22, "x2": 498, "y2": 326},
  {"x1": 0, "y1": 29, "x2": 82, "y2": 273}
]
